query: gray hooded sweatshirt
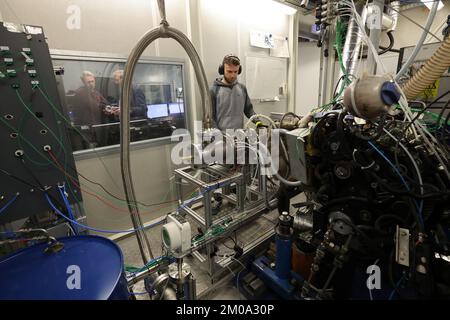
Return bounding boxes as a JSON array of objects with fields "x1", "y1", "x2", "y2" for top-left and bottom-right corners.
[{"x1": 210, "y1": 78, "x2": 256, "y2": 131}]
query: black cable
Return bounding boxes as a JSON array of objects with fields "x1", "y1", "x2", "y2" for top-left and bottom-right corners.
[
  {"x1": 222, "y1": 242, "x2": 234, "y2": 250},
  {"x1": 332, "y1": 75, "x2": 346, "y2": 99},
  {"x1": 369, "y1": 170, "x2": 449, "y2": 199},
  {"x1": 379, "y1": 31, "x2": 399, "y2": 55},
  {"x1": 18, "y1": 158, "x2": 45, "y2": 191},
  {"x1": 384, "y1": 2, "x2": 442, "y2": 42},
  {"x1": 10, "y1": 159, "x2": 73, "y2": 223},
  {"x1": 352, "y1": 114, "x2": 386, "y2": 141},
  {"x1": 64, "y1": 163, "x2": 178, "y2": 208},
  {"x1": 441, "y1": 111, "x2": 450, "y2": 140},
  {"x1": 361, "y1": 31, "x2": 399, "y2": 59},
  {"x1": 436, "y1": 98, "x2": 450, "y2": 128},
  {"x1": 0, "y1": 168, "x2": 39, "y2": 190},
  {"x1": 228, "y1": 236, "x2": 237, "y2": 246},
  {"x1": 396, "y1": 93, "x2": 450, "y2": 170},
  {"x1": 312, "y1": 112, "x2": 339, "y2": 148},
  {"x1": 375, "y1": 214, "x2": 406, "y2": 231},
  {"x1": 403, "y1": 91, "x2": 450, "y2": 133},
  {"x1": 280, "y1": 112, "x2": 300, "y2": 128}
]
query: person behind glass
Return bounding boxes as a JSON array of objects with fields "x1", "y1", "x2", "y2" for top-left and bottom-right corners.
[
  {"x1": 104, "y1": 69, "x2": 147, "y2": 121},
  {"x1": 210, "y1": 54, "x2": 264, "y2": 131},
  {"x1": 72, "y1": 71, "x2": 108, "y2": 125}
]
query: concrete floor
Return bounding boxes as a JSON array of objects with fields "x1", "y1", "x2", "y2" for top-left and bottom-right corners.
[
  {"x1": 116, "y1": 209, "x2": 279, "y2": 300},
  {"x1": 116, "y1": 190, "x2": 306, "y2": 300}
]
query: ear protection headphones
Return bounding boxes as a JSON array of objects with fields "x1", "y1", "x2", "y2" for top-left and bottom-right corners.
[{"x1": 218, "y1": 54, "x2": 242, "y2": 75}]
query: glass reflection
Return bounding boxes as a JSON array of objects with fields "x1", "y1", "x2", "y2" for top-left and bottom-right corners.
[{"x1": 52, "y1": 57, "x2": 186, "y2": 151}]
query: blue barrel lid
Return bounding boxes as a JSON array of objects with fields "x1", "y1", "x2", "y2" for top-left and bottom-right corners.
[
  {"x1": 0, "y1": 235, "x2": 126, "y2": 300},
  {"x1": 380, "y1": 81, "x2": 401, "y2": 106}
]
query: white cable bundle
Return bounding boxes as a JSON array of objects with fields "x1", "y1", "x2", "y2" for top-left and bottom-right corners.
[{"x1": 337, "y1": 0, "x2": 450, "y2": 180}]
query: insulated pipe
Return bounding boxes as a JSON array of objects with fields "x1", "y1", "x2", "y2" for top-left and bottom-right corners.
[
  {"x1": 341, "y1": 2, "x2": 366, "y2": 79},
  {"x1": 120, "y1": 7, "x2": 212, "y2": 264},
  {"x1": 402, "y1": 35, "x2": 450, "y2": 99},
  {"x1": 395, "y1": 0, "x2": 438, "y2": 81}
]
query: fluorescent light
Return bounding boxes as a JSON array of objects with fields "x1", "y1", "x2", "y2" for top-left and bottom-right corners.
[{"x1": 421, "y1": 0, "x2": 444, "y2": 11}]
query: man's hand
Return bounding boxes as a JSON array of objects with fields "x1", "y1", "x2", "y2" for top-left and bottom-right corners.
[
  {"x1": 104, "y1": 105, "x2": 120, "y2": 116},
  {"x1": 111, "y1": 106, "x2": 120, "y2": 116}
]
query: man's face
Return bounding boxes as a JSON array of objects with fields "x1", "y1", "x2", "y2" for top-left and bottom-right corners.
[
  {"x1": 83, "y1": 75, "x2": 96, "y2": 91},
  {"x1": 113, "y1": 73, "x2": 122, "y2": 86},
  {"x1": 223, "y1": 63, "x2": 240, "y2": 84}
]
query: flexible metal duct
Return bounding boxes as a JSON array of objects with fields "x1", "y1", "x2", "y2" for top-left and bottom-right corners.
[
  {"x1": 341, "y1": 2, "x2": 366, "y2": 78},
  {"x1": 119, "y1": 2, "x2": 212, "y2": 263}
]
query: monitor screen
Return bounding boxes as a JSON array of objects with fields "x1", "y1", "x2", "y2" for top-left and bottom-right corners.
[
  {"x1": 147, "y1": 104, "x2": 169, "y2": 118},
  {"x1": 169, "y1": 102, "x2": 184, "y2": 114}
]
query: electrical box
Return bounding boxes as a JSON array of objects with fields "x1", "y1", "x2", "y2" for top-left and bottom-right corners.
[{"x1": 0, "y1": 22, "x2": 80, "y2": 224}]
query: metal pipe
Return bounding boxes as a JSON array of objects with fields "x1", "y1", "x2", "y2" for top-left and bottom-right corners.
[
  {"x1": 325, "y1": 21, "x2": 337, "y2": 103},
  {"x1": 120, "y1": 3, "x2": 213, "y2": 264},
  {"x1": 367, "y1": 0, "x2": 384, "y2": 74},
  {"x1": 126, "y1": 264, "x2": 161, "y2": 287},
  {"x1": 318, "y1": 45, "x2": 326, "y2": 106},
  {"x1": 185, "y1": 275, "x2": 197, "y2": 300},
  {"x1": 157, "y1": 0, "x2": 167, "y2": 24},
  {"x1": 320, "y1": 38, "x2": 329, "y2": 106},
  {"x1": 386, "y1": 1, "x2": 400, "y2": 32}
]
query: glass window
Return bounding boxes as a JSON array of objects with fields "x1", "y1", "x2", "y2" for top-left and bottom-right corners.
[{"x1": 51, "y1": 54, "x2": 186, "y2": 152}]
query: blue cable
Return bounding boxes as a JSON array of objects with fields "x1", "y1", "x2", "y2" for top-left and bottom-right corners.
[
  {"x1": 368, "y1": 141, "x2": 424, "y2": 228},
  {"x1": 388, "y1": 274, "x2": 405, "y2": 300},
  {"x1": 130, "y1": 291, "x2": 150, "y2": 296},
  {"x1": 58, "y1": 186, "x2": 78, "y2": 235},
  {"x1": 46, "y1": 180, "x2": 225, "y2": 235},
  {"x1": 62, "y1": 185, "x2": 78, "y2": 234},
  {"x1": 0, "y1": 231, "x2": 17, "y2": 238},
  {"x1": 45, "y1": 193, "x2": 165, "y2": 234},
  {"x1": 0, "y1": 194, "x2": 19, "y2": 215},
  {"x1": 175, "y1": 183, "x2": 220, "y2": 214}
]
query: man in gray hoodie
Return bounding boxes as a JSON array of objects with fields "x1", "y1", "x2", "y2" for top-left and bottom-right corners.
[
  {"x1": 210, "y1": 54, "x2": 262, "y2": 131},
  {"x1": 209, "y1": 55, "x2": 264, "y2": 214}
]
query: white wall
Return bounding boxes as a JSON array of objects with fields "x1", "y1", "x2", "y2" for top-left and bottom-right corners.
[
  {"x1": 378, "y1": 5, "x2": 450, "y2": 76},
  {"x1": 0, "y1": 0, "x2": 295, "y2": 232},
  {"x1": 296, "y1": 41, "x2": 321, "y2": 115},
  {"x1": 196, "y1": 0, "x2": 292, "y2": 117}
]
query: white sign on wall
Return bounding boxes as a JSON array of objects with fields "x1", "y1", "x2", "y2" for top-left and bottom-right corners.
[{"x1": 250, "y1": 30, "x2": 274, "y2": 49}]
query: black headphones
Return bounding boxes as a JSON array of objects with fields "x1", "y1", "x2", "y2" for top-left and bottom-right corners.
[{"x1": 218, "y1": 54, "x2": 242, "y2": 75}]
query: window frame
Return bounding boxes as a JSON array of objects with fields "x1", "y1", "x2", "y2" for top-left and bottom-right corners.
[{"x1": 50, "y1": 49, "x2": 190, "y2": 161}]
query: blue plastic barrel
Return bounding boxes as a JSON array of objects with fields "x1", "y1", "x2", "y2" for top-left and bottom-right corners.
[{"x1": 0, "y1": 235, "x2": 130, "y2": 300}]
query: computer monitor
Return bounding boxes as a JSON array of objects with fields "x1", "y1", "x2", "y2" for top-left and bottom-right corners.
[
  {"x1": 147, "y1": 104, "x2": 169, "y2": 118},
  {"x1": 169, "y1": 102, "x2": 184, "y2": 114}
]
